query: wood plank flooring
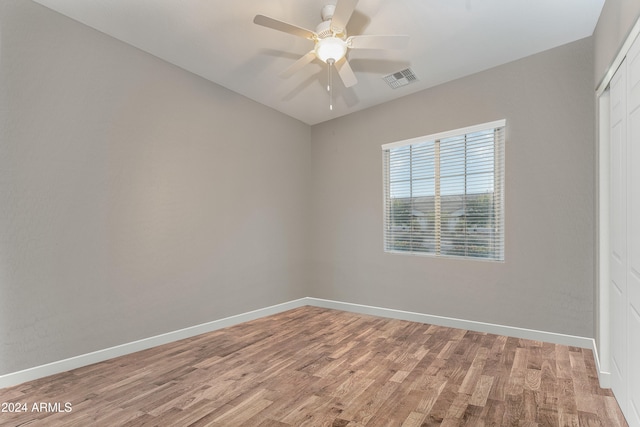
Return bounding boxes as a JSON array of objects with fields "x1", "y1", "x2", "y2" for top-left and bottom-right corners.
[{"x1": 0, "y1": 306, "x2": 628, "y2": 426}]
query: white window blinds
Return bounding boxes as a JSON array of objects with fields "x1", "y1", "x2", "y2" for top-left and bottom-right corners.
[{"x1": 382, "y1": 120, "x2": 505, "y2": 261}]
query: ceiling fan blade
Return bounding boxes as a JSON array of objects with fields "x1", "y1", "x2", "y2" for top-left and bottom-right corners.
[
  {"x1": 253, "y1": 15, "x2": 317, "y2": 40},
  {"x1": 348, "y1": 35, "x2": 410, "y2": 50},
  {"x1": 331, "y1": 0, "x2": 359, "y2": 34},
  {"x1": 335, "y1": 57, "x2": 358, "y2": 88},
  {"x1": 281, "y1": 51, "x2": 317, "y2": 78}
]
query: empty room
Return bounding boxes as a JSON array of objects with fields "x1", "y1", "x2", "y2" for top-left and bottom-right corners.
[{"x1": 1, "y1": 0, "x2": 639, "y2": 425}]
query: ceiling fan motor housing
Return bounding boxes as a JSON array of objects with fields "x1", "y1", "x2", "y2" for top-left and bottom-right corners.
[{"x1": 317, "y1": 5, "x2": 347, "y2": 39}]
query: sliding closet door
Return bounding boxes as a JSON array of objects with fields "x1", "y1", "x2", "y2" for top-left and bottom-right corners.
[
  {"x1": 626, "y1": 34, "x2": 640, "y2": 427},
  {"x1": 609, "y1": 33, "x2": 640, "y2": 426},
  {"x1": 609, "y1": 57, "x2": 627, "y2": 415}
]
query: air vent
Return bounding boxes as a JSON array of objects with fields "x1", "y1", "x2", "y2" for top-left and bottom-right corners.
[{"x1": 383, "y1": 68, "x2": 418, "y2": 89}]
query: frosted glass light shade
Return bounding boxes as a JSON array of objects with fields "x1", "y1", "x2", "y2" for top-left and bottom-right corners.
[{"x1": 315, "y1": 37, "x2": 347, "y2": 63}]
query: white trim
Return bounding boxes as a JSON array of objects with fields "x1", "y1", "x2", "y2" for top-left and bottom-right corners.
[
  {"x1": 305, "y1": 298, "x2": 593, "y2": 348},
  {"x1": 381, "y1": 119, "x2": 506, "y2": 150},
  {"x1": 596, "y1": 16, "x2": 640, "y2": 97},
  {"x1": 0, "y1": 299, "x2": 308, "y2": 389},
  {"x1": 0, "y1": 297, "x2": 607, "y2": 389},
  {"x1": 598, "y1": 89, "x2": 611, "y2": 379},
  {"x1": 591, "y1": 338, "x2": 612, "y2": 388}
]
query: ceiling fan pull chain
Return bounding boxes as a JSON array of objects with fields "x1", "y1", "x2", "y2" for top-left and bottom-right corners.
[{"x1": 328, "y1": 58, "x2": 335, "y2": 110}]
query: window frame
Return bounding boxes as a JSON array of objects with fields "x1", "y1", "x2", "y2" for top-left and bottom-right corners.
[{"x1": 382, "y1": 120, "x2": 505, "y2": 262}]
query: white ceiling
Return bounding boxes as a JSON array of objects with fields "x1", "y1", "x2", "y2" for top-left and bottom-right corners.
[{"x1": 32, "y1": 0, "x2": 604, "y2": 125}]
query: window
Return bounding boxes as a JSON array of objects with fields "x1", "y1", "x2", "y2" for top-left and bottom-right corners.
[{"x1": 382, "y1": 120, "x2": 505, "y2": 261}]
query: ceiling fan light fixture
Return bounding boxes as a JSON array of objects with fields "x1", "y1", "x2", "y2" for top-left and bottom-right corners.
[
  {"x1": 315, "y1": 37, "x2": 347, "y2": 63},
  {"x1": 254, "y1": 0, "x2": 410, "y2": 112}
]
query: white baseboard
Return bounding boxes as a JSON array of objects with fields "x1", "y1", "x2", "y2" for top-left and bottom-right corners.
[
  {"x1": 0, "y1": 298, "x2": 308, "y2": 389},
  {"x1": 590, "y1": 338, "x2": 611, "y2": 388},
  {"x1": 0, "y1": 297, "x2": 609, "y2": 390},
  {"x1": 305, "y1": 297, "x2": 594, "y2": 348}
]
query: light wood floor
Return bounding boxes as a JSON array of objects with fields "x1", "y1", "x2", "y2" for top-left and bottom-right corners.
[{"x1": 0, "y1": 306, "x2": 628, "y2": 426}]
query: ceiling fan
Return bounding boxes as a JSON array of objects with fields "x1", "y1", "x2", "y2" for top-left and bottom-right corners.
[{"x1": 253, "y1": 0, "x2": 410, "y2": 109}]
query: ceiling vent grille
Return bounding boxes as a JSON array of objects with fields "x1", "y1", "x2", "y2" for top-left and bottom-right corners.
[{"x1": 383, "y1": 68, "x2": 418, "y2": 89}]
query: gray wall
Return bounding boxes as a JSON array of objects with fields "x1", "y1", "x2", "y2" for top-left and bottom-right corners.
[
  {"x1": 593, "y1": 0, "x2": 640, "y2": 87},
  {"x1": 309, "y1": 37, "x2": 595, "y2": 338},
  {"x1": 0, "y1": 1, "x2": 310, "y2": 375}
]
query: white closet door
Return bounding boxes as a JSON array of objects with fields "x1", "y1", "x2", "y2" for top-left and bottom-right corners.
[
  {"x1": 610, "y1": 33, "x2": 640, "y2": 427},
  {"x1": 610, "y1": 57, "x2": 628, "y2": 415},
  {"x1": 626, "y1": 33, "x2": 640, "y2": 427}
]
